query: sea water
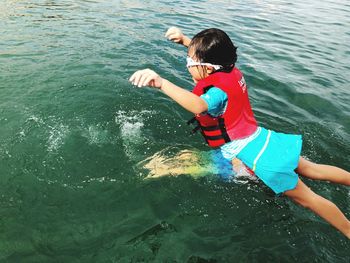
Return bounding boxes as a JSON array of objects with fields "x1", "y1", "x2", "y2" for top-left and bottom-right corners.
[{"x1": 0, "y1": 0, "x2": 349, "y2": 262}]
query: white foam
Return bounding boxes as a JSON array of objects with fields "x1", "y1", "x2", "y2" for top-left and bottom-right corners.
[
  {"x1": 120, "y1": 121, "x2": 144, "y2": 139},
  {"x1": 26, "y1": 115, "x2": 44, "y2": 124},
  {"x1": 115, "y1": 110, "x2": 155, "y2": 158},
  {"x1": 80, "y1": 124, "x2": 110, "y2": 145},
  {"x1": 47, "y1": 123, "x2": 69, "y2": 152}
]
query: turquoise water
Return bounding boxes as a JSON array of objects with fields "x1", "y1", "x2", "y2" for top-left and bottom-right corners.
[{"x1": 1, "y1": 0, "x2": 349, "y2": 262}]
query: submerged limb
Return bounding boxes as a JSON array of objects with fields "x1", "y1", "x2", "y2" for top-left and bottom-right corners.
[
  {"x1": 284, "y1": 178, "x2": 350, "y2": 238},
  {"x1": 140, "y1": 149, "x2": 210, "y2": 178},
  {"x1": 296, "y1": 157, "x2": 350, "y2": 186},
  {"x1": 140, "y1": 148, "x2": 238, "y2": 179},
  {"x1": 232, "y1": 158, "x2": 243, "y2": 172},
  {"x1": 232, "y1": 158, "x2": 256, "y2": 177}
]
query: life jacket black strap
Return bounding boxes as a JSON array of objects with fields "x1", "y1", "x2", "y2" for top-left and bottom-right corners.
[
  {"x1": 187, "y1": 117, "x2": 231, "y2": 143},
  {"x1": 218, "y1": 118, "x2": 231, "y2": 142},
  {"x1": 200, "y1": 125, "x2": 220, "y2": 131},
  {"x1": 204, "y1": 134, "x2": 226, "y2": 140}
]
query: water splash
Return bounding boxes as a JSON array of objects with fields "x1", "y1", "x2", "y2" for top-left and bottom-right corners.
[
  {"x1": 115, "y1": 110, "x2": 155, "y2": 159},
  {"x1": 80, "y1": 123, "x2": 111, "y2": 146},
  {"x1": 47, "y1": 123, "x2": 69, "y2": 152}
]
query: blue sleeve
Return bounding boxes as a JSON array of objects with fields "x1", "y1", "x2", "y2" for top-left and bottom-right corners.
[{"x1": 200, "y1": 87, "x2": 228, "y2": 117}]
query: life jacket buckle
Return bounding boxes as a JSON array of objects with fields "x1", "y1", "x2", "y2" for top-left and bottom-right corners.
[
  {"x1": 187, "y1": 117, "x2": 200, "y2": 135},
  {"x1": 191, "y1": 125, "x2": 201, "y2": 134},
  {"x1": 187, "y1": 117, "x2": 197, "y2": 125}
]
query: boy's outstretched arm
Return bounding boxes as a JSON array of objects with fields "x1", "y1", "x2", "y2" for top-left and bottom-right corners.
[
  {"x1": 165, "y1": 27, "x2": 191, "y2": 47},
  {"x1": 129, "y1": 69, "x2": 207, "y2": 115}
]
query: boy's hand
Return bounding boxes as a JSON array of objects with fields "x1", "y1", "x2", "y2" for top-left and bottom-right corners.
[
  {"x1": 129, "y1": 69, "x2": 163, "y2": 89},
  {"x1": 165, "y1": 27, "x2": 185, "y2": 44}
]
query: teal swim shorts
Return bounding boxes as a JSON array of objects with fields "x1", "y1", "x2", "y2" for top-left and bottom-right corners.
[{"x1": 235, "y1": 127, "x2": 302, "y2": 194}]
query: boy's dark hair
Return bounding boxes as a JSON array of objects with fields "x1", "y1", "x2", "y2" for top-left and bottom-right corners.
[{"x1": 189, "y1": 28, "x2": 237, "y2": 72}]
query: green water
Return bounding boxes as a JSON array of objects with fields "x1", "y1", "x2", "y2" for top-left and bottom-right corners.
[{"x1": 0, "y1": 0, "x2": 349, "y2": 262}]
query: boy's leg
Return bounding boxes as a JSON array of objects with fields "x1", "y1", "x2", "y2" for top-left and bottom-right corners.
[
  {"x1": 232, "y1": 158, "x2": 243, "y2": 172},
  {"x1": 296, "y1": 157, "x2": 350, "y2": 185},
  {"x1": 232, "y1": 158, "x2": 255, "y2": 176},
  {"x1": 284, "y1": 178, "x2": 350, "y2": 238}
]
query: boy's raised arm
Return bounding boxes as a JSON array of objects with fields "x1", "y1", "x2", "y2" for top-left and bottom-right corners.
[
  {"x1": 165, "y1": 27, "x2": 191, "y2": 47},
  {"x1": 129, "y1": 69, "x2": 208, "y2": 115}
]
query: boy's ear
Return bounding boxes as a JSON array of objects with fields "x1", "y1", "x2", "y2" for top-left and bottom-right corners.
[{"x1": 206, "y1": 66, "x2": 214, "y2": 74}]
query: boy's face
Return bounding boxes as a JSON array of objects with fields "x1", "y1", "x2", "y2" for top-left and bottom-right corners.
[{"x1": 187, "y1": 48, "x2": 213, "y2": 83}]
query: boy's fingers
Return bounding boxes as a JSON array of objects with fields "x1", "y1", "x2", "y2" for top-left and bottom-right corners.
[
  {"x1": 129, "y1": 72, "x2": 137, "y2": 82},
  {"x1": 141, "y1": 75, "x2": 151, "y2": 87},
  {"x1": 166, "y1": 32, "x2": 174, "y2": 40},
  {"x1": 132, "y1": 71, "x2": 143, "y2": 86},
  {"x1": 165, "y1": 26, "x2": 176, "y2": 37},
  {"x1": 144, "y1": 75, "x2": 155, "y2": 87},
  {"x1": 165, "y1": 29, "x2": 172, "y2": 38},
  {"x1": 130, "y1": 69, "x2": 157, "y2": 87},
  {"x1": 129, "y1": 69, "x2": 143, "y2": 83},
  {"x1": 142, "y1": 71, "x2": 157, "y2": 86},
  {"x1": 138, "y1": 72, "x2": 149, "y2": 87}
]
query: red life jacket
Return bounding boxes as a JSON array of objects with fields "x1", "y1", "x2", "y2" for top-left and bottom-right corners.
[{"x1": 190, "y1": 68, "x2": 258, "y2": 147}]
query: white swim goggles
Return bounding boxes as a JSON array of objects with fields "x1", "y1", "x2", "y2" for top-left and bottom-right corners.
[{"x1": 186, "y1": 56, "x2": 223, "y2": 70}]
